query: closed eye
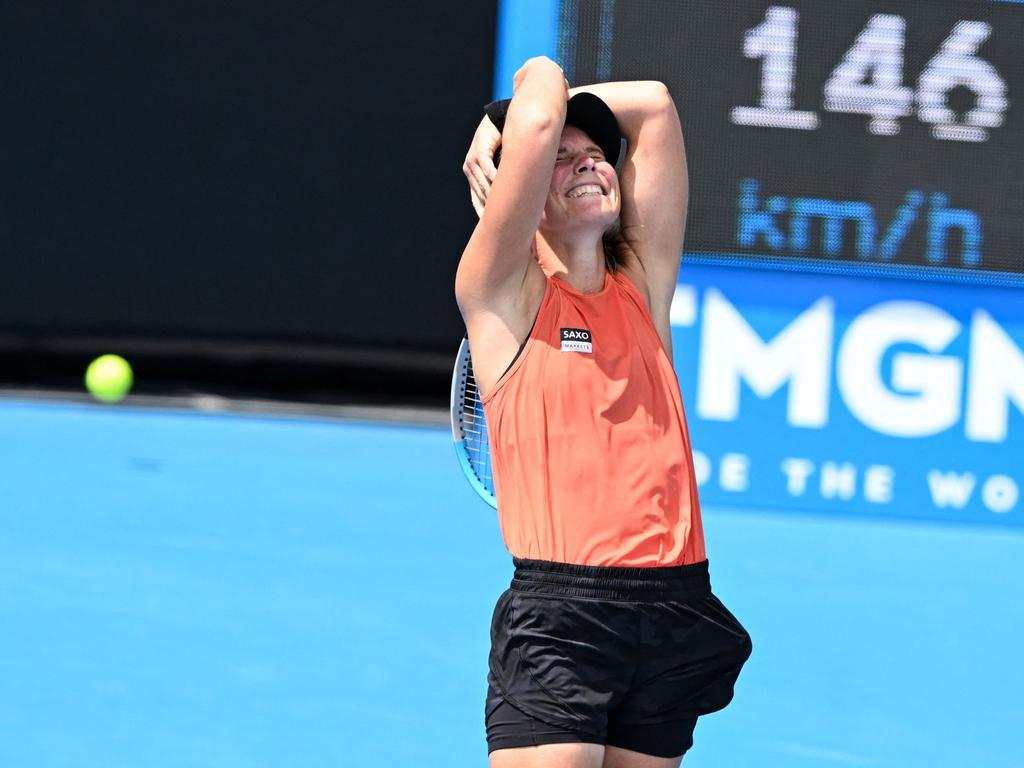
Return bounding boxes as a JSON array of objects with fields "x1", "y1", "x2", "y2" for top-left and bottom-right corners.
[{"x1": 555, "y1": 152, "x2": 605, "y2": 164}]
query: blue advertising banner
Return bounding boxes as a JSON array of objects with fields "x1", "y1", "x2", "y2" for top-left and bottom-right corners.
[{"x1": 670, "y1": 260, "x2": 1023, "y2": 526}]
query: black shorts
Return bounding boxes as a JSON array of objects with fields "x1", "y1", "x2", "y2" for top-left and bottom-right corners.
[{"x1": 486, "y1": 558, "x2": 752, "y2": 758}]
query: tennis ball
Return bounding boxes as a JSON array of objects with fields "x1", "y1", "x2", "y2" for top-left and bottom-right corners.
[{"x1": 85, "y1": 354, "x2": 133, "y2": 403}]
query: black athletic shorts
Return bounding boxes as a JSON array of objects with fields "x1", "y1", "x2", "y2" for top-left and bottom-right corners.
[{"x1": 485, "y1": 558, "x2": 752, "y2": 758}]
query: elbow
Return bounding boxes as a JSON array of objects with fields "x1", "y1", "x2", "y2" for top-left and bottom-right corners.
[
  {"x1": 640, "y1": 82, "x2": 680, "y2": 131},
  {"x1": 645, "y1": 81, "x2": 675, "y2": 114}
]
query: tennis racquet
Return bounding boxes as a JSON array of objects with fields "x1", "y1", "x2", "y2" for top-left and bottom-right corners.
[{"x1": 450, "y1": 337, "x2": 497, "y2": 508}]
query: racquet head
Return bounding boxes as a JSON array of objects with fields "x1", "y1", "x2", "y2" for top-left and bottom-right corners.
[{"x1": 450, "y1": 337, "x2": 497, "y2": 508}]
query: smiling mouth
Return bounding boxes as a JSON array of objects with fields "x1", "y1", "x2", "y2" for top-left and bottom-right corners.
[{"x1": 566, "y1": 184, "x2": 604, "y2": 199}]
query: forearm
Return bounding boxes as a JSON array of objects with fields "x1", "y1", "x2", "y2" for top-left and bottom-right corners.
[
  {"x1": 456, "y1": 58, "x2": 569, "y2": 306},
  {"x1": 501, "y1": 57, "x2": 569, "y2": 142},
  {"x1": 460, "y1": 57, "x2": 568, "y2": 227},
  {"x1": 568, "y1": 81, "x2": 676, "y2": 143}
]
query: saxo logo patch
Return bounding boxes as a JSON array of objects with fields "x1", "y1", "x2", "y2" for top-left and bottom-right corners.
[{"x1": 560, "y1": 327, "x2": 593, "y2": 353}]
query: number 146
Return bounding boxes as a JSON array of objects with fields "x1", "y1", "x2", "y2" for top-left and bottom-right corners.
[{"x1": 731, "y1": 6, "x2": 1008, "y2": 142}]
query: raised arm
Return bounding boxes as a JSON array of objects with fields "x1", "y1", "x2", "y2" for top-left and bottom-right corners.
[
  {"x1": 453, "y1": 57, "x2": 569, "y2": 394},
  {"x1": 569, "y1": 81, "x2": 687, "y2": 314},
  {"x1": 455, "y1": 57, "x2": 567, "y2": 316}
]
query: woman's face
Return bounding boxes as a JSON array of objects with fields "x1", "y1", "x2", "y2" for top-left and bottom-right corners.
[{"x1": 539, "y1": 125, "x2": 620, "y2": 236}]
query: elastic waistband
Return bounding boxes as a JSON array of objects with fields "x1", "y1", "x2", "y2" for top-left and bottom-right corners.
[{"x1": 511, "y1": 558, "x2": 711, "y2": 601}]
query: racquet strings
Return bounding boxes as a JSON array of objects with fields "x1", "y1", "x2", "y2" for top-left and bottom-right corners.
[{"x1": 459, "y1": 349, "x2": 494, "y2": 499}]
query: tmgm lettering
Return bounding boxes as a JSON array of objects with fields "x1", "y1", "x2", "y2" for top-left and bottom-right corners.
[{"x1": 689, "y1": 291, "x2": 1023, "y2": 443}]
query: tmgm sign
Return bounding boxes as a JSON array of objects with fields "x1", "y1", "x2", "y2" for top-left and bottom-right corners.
[{"x1": 670, "y1": 263, "x2": 1023, "y2": 526}]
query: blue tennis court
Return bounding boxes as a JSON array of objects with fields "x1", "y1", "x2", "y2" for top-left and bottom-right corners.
[{"x1": 2, "y1": 398, "x2": 1021, "y2": 767}]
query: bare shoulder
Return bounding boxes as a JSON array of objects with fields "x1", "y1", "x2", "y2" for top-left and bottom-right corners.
[{"x1": 459, "y1": 260, "x2": 547, "y2": 397}]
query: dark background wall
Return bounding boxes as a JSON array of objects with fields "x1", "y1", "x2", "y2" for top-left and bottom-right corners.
[{"x1": 0, "y1": 1, "x2": 496, "y2": 404}]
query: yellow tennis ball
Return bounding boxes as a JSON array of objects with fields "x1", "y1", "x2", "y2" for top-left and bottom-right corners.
[{"x1": 85, "y1": 354, "x2": 133, "y2": 403}]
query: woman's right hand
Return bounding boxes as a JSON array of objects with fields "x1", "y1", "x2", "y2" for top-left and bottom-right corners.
[{"x1": 463, "y1": 115, "x2": 501, "y2": 218}]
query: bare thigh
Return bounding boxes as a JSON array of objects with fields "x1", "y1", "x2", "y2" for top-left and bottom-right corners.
[
  {"x1": 490, "y1": 743, "x2": 605, "y2": 768},
  {"x1": 602, "y1": 745, "x2": 684, "y2": 768},
  {"x1": 488, "y1": 743, "x2": 684, "y2": 768}
]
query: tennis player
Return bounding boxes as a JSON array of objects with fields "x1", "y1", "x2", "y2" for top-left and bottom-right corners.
[{"x1": 456, "y1": 56, "x2": 751, "y2": 767}]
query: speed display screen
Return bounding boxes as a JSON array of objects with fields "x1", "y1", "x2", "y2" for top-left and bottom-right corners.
[{"x1": 556, "y1": 0, "x2": 1024, "y2": 278}]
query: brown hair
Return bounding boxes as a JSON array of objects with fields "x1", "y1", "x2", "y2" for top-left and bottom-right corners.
[{"x1": 602, "y1": 218, "x2": 626, "y2": 272}]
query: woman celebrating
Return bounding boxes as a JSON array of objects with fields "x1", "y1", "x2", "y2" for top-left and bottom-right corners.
[{"x1": 457, "y1": 56, "x2": 751, "y2": 768}]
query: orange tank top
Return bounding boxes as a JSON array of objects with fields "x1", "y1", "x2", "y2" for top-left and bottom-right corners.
[{"x1": 481, "y1": 269, "x2": 706, "y2": 567}]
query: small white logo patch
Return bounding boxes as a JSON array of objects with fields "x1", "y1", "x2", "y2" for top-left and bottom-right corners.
[{"x1": 560, "y1": 327, "x2": 593, "y2": 353}]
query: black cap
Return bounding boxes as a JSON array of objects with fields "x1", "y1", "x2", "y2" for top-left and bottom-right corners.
[
  {"x1": 564, "y1": 92, "x2": 622, "y2": 167},
  {"x1": 484, "y1": 92, "x2": 624, "y2": 168}
]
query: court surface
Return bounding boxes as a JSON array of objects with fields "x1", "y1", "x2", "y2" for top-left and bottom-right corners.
[{"x1": 1, "y1": 399, "x2": 1021, "y2": 767}]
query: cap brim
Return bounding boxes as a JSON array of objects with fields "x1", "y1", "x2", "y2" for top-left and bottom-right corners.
[{"x1": 565, "y1": 92, "x2": 623, "y2": 168}]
